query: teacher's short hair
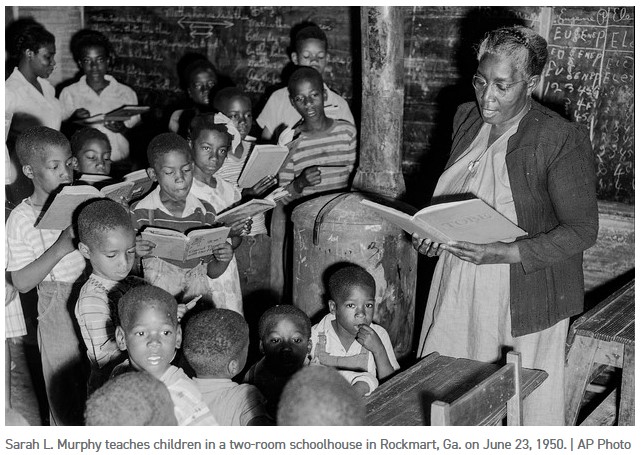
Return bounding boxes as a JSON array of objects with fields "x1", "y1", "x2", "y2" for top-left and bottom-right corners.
[{"x1": 477, "y1": 26, "x2": 548, "y2": 76}]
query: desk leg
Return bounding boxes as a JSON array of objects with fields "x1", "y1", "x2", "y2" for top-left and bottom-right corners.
[
  {"x1": 618, "y1": 344, "x2": 635, "y2": 426},
  {"x1": 565, "y1": 336, "x2": 598, "y2": 425}
]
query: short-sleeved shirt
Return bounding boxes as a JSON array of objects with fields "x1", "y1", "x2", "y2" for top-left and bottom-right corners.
[
  {"x1": 194, "y1": 378, "x2": 268, "y2": 426},
  {"x1": 160, "y1": 365, "x2": 218, "y2": 425},
  {"x1": 256, "y1": 85, "x2": 354, "y2": 137},
  {"x1": 6, "y1": 199, "x2": 86, "y2": 284},
  {"x1": 5, "y1": 67, "x2": 62, "y2": 130},
  {"x1": 59, "y1": 75, "x2": 140, "y2": 162}
]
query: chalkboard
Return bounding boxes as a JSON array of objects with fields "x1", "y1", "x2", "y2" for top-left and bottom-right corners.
[{"x1": 84, "y1": 6, "x2": 355, "y2": 112}]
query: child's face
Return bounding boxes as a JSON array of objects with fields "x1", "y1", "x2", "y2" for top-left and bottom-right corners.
[
  {"x1": 261, "y1": 317, "x2": 311, "y2": 374},
  {"x1": 79, "y1": 45, "x2": 109, "y2": 83},
  {"x1": 187, "y1": 70, "x2": 217, "y2": 106},
  {"x1": 221, "y1": 97, "x2": 253, "y2": 140},
  {"x1": 148, "y1": 151, "x2": 194, "y2": 203},
  {"x1": 290, "y1": 78, "x2": 326, "y2": 122},
  {"x1": 76, "y1": 138, "x2": 111, "y2": 175},
  {"x1": 80, "y1": 226, "x2": 136, "y2": 282},
  {"x1": 293, "y1": 38, "x2": 327, "y2": 75},
  {"x1": 116, "y1": 304, "x2": 181, "y2": 379},
  {"x1": 190, "y1": 130, "x2": 230, "y2": 176},
  {"x1": 26, "y1": 144, "x2": 75, "y2": 195},
  {"x1": 28, "y1": 43, "x2": 56, "y2": 79},
  {"x1": 330, "y1": 284, "x2": 375, "y2": 337}
]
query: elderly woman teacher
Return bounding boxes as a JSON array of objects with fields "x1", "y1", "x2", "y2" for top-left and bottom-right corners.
[{"x1": 413, "y1": 26, "x2": 598, "y2": 425}]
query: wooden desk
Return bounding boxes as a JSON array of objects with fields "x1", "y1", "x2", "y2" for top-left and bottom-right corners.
[
  {"x1": 366, "y1": 353, "x2": 548, "y2": 426},
  {"x1": 565, "y1": 279, "x2": 635, "y2": 426}
]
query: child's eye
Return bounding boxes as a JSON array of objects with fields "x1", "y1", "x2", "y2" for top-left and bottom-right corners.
[
  {"x1": 292, "y1": 338, "x2": 302, "y2": 343},
  {"x1": 106, "y1": 253, "x2": 116, "y2": 258},
  {"x1": 127, "y1": 248, "x2": 136, "y2": 255},
  {"x1": 366, "y1": 303, "x2": 374, "y2": 308},
  {"x1": 346, "y1": 303, "x2": 355, "y2": 308},
  {"x1": 270, "y1": 338, "x2": 281, "y2": 344},
  {"x1": 136, "y1": 331, "x2": 145, "y2": 336},
  {"x1": 163, "y1": 330, "x2": 172, "y2": 336}
]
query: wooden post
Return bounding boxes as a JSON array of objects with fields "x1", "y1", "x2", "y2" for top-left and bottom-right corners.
[{"x1": 353, "y1": 6, "x2": 406, "y2": 198}]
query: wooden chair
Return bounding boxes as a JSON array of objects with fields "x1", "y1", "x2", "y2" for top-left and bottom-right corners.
[{"x1": 430, "y1": 351, "x2": 523, "y2": 425}]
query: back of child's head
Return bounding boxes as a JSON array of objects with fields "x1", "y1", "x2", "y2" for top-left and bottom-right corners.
[
  {"x1": 188, "y1": 113, "x2": 232, "y2": 144},
  {"x1": 277, "y1": 365, "x2": 365, "y2": 425},
  {"x1": 7, "y1": 19, "x2": 55, "y2": 60},
  {"x1": 293, "y1": 22, "x2": 327, "y2": 52},
  {"x1": 70, "y1": 28, "x2": 113, "y2": 62},
  {"x1": 118, "y1": 285, "x2": 178, "y2": 331},
  {"x1": 328, "y1": 263, "x2": 376, "y2": 302},
  {"x1": 258, "y1": 304, "x2": 312, "y2": 340},
  {"x1": 146, "y1": 132, "x2": 192, "y2": 169},
  {"x1": 211, "y1": 86, "x2": 251, "y2": 112},
  {"x1": 85, "y1": 371, "x2": 177, "y2": 426},
  {"x1": 183, "y1": 308, "x2": 249, "y2": 377},
  {"x1": 15, "y1": 126, "x2": 69, "y2": 167},
  {"x1": 77, "y1": 198, "x2": 132, "y2": 248},
  {"x1": 70, "y1": 127, "x2": 111, "y2": 158},
  {"x1": 287, "y1": 66, "x2": 324, "y2": 96}
]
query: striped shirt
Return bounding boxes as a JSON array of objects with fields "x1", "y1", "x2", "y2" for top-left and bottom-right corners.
[
  {"x1": 75, "y1": 274, "x2": 145, "y2": 369},
  {"x1": 278, "y1": 119, "x2": 357, "y2": 203},
  {"x1": 5, "y1": 199, "x2": 86, "y2": 283}
]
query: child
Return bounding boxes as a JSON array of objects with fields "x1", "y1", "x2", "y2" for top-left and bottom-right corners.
[
  {"x1": 60, "y1": 29, "x2": 141, "y2": 166},
  {"x1": 71, "y1": 127, "x2": 112, "y2": 178},
  {"x1": 243, "y1": 304, "x2": 312, "y2": 418},
  {"x1": 211, "y1": 88, "x2": 277, "y2": 298},
  {"x1": 85, "y1": 371, "x2": 177, "y2": 426},
  {"x1": 5, "y1": 126, "x2": 88, "y2": 425},
  {"x1": 310, "y1": 264, "x2": 399, "y2": 397},
  {"x1": 183, "y1": 308, "x2": 272, "y2": 425},
  {"x1": 76, "y1": 198, "x2": 145, "y2": 392},
  {"x1": 256, "y1": 23, "x2": 354, "y2": 142},
  {"x1": 187, "y1": 113, "x2": 250, "y2": 314},
  {"x1": 277, "y1": 365, "x2": 365, "y2": 426},
  {"x1": 114, "y1": 285, "x2": 217, "y2": 425},
  {"x1": 130, "y1": 132, "x2": 234, "y2": 308}
]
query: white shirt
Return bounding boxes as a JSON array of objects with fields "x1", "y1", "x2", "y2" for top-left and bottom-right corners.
[{"x1": 5, "y1": 67, "x2": 62, "y2": 130}]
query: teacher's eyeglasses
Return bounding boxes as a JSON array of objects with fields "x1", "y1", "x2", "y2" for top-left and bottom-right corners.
[{"x1": 472, "y1": 75, "x2": 528, "y2": 97}]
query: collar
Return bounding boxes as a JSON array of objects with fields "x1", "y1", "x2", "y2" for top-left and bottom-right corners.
[
  {"x1": 79, "y1": 74, "x2": 117, "y2": 93},
  {"x1": 135, "y1": 186, "x2": 207, "y2": 217}
]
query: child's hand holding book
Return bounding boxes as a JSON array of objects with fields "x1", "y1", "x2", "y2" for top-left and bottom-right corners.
[
  {"x1": 242, "y1": 175, "x2": 278, "y2": 199},
  {"x1": 293, "y1": 166, "x2": 322, "y2": 193}
]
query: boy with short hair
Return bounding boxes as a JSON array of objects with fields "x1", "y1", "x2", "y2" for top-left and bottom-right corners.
[
  {"x1": 130, "y1": 132, "x2": 234, "y2": 308},
  {"x1": 243, "y1": 305, "x2": 312, "y2": 418},
  {"x1": 310, "y1": 264, "x2": 400, "y2": 397},
  {"x1": 256, "y1": 23, "x2": 354, "y2": 142},
  {"x1": 71, "y1": 127, "x2": 112, "y2": 178},
  {"x1": 114, "y1": 285, "x2": 217, "y2": 425},
  {"x1": 183, "y1": 308, "x2": 272, "y2": 425},
  {"x1": 76, "y1": 198, "x2": 144, "y2": 392},
  {"x1": 5, "y1": 126, "x2": 87, "y2": 425}
]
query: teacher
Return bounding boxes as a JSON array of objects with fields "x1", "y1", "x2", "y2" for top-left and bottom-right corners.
[{"x1": 413, "y1": 26, "x2": 598, "y2": 425}]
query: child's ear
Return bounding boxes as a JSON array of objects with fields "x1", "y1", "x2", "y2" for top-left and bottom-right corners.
[
  {"x1": 22, "y1": 164, "x2": 34, "y2": 180},
  {"x1": 78, "y1": 242, "x2": 91, "y2": 260},
  {"x1": 175, "y1": 325, "x2": 182, "y2": 349},
  {"x1": 115, "y1": 326, "x2": 127, "y2": 351},
  {"x1": 307, "y1": 338, "x2": 312, "y2": 355},
  {"x1": 290, "y1": 51, "x2": 299, "y2": 65},
  {"x1": 323, "y1": 88, "x2": 328, "y2": 102},
  {"x1": 146, "y1": 167, "x2": 157, "y2": 182},
  {"x1": 227, "y1": 358, "x2": 240, "y2": 376},
  {"x1": 328, "y1": 299, "x2": 337, "y2": 315},
  {"x1": 258, "y1": 340, "x2": 264, "y2": 355}
]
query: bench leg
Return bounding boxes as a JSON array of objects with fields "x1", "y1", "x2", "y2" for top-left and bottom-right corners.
[
  {"x1": 565, "y1": 336, "x2": 598, "y2": 425},
  {"x1": 618, "y1": 344, "x2": 635, "y2": 425}
]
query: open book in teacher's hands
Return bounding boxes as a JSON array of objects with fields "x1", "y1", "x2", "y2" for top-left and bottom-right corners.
[
  {"x1": 237, "y1": 144, "x2": 290, "y2": 188},
  {"x1": 36, "y1": 182, "x2": 136, "y2": 230},
  {"x1": 74, "y1": 105, "x2": 150, "y2": 125},
  {"x1": 140, "y1": 225, "x2": 231, "y2": 263},
  {"x1": 360, "y1": 198, "x2": 527, "y2": 244}
]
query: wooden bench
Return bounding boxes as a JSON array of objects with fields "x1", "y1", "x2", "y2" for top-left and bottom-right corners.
[
  {"x1": 366, "y1": 352, "x2": 548, "y2": 426},
  {"x1": 565, "y1": 279, "x2": 635, "y2": 425}
]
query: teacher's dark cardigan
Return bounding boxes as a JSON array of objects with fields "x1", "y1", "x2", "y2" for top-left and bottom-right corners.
[{"x1": 447, "y1": 101, "x2": 598, "y2": 336}]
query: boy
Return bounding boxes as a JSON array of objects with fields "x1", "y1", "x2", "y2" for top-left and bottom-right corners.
[
  {"x1": 114, "y1": 285, "x2": 217, "y2": 425},
  {"x1": 85, "y1": 371, "x2": 177, "y2": 426},
  {"x1": 71, "y1": 127, "x2": 112, "y2": 177},
  {"x1": 5, "y1": 126, "x2": 87, "y2": 425},
  {"x1": 183, "y1": 308, "x2": 272, "y2": 425},
  {"x1": 76, "y1": 198, "x2": 144, "y2": 392},
  {"x1": 256, "y1": 23, "x2": 354, "y2": 142},
  {"x1": 277, "y1": 365, "x2": 365, "y2": 426},
  {"x1": 243, "y1": 305, "x2": 311, "y2": 418},
  {"x1": 130, "y1": 132, "x2": 234, "y2": 308},
  {"x1": 310, "y1": 264, "x2": 400, "y2": 396}
]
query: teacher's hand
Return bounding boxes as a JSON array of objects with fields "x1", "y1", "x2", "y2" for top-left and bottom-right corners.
[
  {"x1": 412, "y1": 233, "x2": 443, "y2": 257},
  {"x1": 440, "y1": 241, "x2": 521, "y2": 265}
]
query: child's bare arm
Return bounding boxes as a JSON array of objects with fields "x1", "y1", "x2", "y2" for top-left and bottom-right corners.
[
  {"x1": 206, "y1": 242, "x2": 234, "y2": 279},
  {"x1": 355, "y1": 325, "x2": 395, "y2": 381},
  {"x1": 11, "y1": 226, "x2": 76, "y2": 293}
]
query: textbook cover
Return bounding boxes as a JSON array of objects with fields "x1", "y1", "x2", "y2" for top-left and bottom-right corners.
[{"x1": 237, "y1": 144, "x2": 290, "y2": 188}]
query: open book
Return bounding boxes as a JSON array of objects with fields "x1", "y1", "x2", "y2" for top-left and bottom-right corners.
[
  {"x1": 122, "y1": 169, "x2": 154, "y2": 201},
  {"x1": 140, "y1": 226, "x2": 231, "y2": 262},
  {"x1": 75, "y1": 105, "x2": 150, "y2": 125},
  {"x1": 215, "y1": 198, "x2": 276, "y2": 226},
  {"x1": 237, "y1": 144, "x2": 290, "y2": 188},
  {"x1": 360, "y1": 198, "x2": 527, "y2": 244},
  {"x1": 36, "y1": 183, "x2": 134, "y2": 230}
]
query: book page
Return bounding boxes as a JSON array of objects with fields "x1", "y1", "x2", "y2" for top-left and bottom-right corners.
[
  {"x1": 184, "y1": 226, "x2": 231, "y2": 261},
  {"x1": 237, "y1": 144, "x2": 290, "y2": 188},
  {"x1": 215, "y1": 199, "x2": 276, "y2": 226},
  {"x1": 360, "y1": 199, "x2": 447, "y2": 242},
  {"x1": 36, "y1": 185, "x2": 102, "y2": 230},
  {"x1": 140, "y1": 230, "x2": 189, "y2": 262},
  {"x1": 101, "y1": 181, "x2": 135, "y2": 204},
  {"x1": 105, "y1": 105, "x2": 150, "y2": 121},
  {"x1": 123, "y1": 169, "x2": 153, "y2": 200}
]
